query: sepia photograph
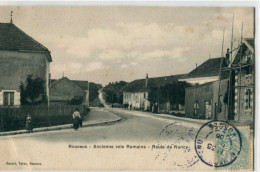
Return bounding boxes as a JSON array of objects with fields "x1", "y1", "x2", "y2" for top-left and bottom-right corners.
[{"x1": 0, "y1": 4, "x2": 256, "y2": 170}]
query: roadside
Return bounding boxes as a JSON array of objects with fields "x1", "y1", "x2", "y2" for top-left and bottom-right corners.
[
  {"x1": 98, "y1": 89, "x2": 111, "y2": 108},
  {"x1": 107, "y1": 108, "x2": 209, "y2": 129},
  {"x1": 0, "y1": 107, "x2": 122, "y2": 137}
]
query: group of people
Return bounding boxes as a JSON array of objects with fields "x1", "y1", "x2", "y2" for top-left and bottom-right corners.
[
  {"x1": 24, "y1": 107, "x2": 82, "y2": 133},
  {"x1": 123, "y1": 103, "x2": 132, "y2": 110}
]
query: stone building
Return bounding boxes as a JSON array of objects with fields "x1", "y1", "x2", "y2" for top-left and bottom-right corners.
[
  {"x1": 231, "y1": 38, "x2": 254, "y2": 123},
  {"x1": 0, "y1": 22, "x2": 52, "y2": 106}
]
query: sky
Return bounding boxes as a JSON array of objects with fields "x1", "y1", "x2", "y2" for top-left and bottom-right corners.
[{"x1": 0, "y1": 6, "x2": 255, "y2": 85}]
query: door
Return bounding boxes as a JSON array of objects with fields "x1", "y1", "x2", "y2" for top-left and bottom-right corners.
[{"x1": 205, "y1": 101, "x2": 212, "y2": 119}]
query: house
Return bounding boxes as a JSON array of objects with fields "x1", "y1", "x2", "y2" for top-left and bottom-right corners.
[
  {"x1": 185, "y1": 79, "x2": 229, "y2": 120},
  {"x1": 182, "y1": 54, "x2": 231, "y2": 119},
  {"x1": 50, "y1": 77, "x2": 89, "y2": 107},
  {"x1": 0, "y1": 22, "x2": 52, "y2": 107},
  {"x1": 121, "y1": 74, "x2": 185, "y2": 111},
  {"x1": 179, "y1": 57, "x2": 229, "y2": 84},
  {"x1": 230, "y1": 38, "x2": 254, "y2": 123}
]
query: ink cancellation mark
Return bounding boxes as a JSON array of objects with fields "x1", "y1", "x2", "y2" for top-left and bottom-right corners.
[
  {"x1": 155, "y1": 122, "x2": 199, "y2": 168},
  {"x1": 195, "y1": 120, "x2": 242, "y2": 167}
]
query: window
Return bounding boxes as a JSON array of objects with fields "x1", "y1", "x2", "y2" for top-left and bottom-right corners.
[
  {"x1": 245, "y1": 88, "x2": 252, "y2": 110},
  {"x1": 3, "y1": 92, "x2": 14, "y2": 106},
  {"x1": 144, "y1": 93, "x2": 146, "y2": 99}
]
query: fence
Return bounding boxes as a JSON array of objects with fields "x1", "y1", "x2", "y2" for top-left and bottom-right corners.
[{"x1": 0, "y1": 105, "x2": 89, "y2": 132}]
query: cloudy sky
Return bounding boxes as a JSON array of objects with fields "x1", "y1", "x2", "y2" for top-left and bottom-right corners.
[{"x1": 0, "y1": 6, "x2": 254, "y2": 85}]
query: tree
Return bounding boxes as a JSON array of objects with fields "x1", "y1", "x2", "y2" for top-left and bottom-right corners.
[
  {"x1": 148, "y1": 87, "x2": 160, "y2": 104},
  {"x1": 148, "y1": 81, "x2": 191, "y2": 106},
  {"x1": 19, "y1": 75, "x2": 46, "y2": 105},
  {"x1": 102, "y1": 81, "x2": 128, "y2": 104},
  {"x1": 69, "y1": 96, "x2": 84, "y2": 105},
  {"x1": 89, "y1": 82, "x2": 102, "y2": 102}
]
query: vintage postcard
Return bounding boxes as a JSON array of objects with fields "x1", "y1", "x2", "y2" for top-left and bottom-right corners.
[{"x1": 0, "y1": 5, "x2": 256, "y2": 171}]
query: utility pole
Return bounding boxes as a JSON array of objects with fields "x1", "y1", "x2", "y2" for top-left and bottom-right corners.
[
  {"x1": 216, "y1": 27, "x2": 225, "y2": 120},
  {"x1": 238, "y1": 22, "x2": 243, "y2": 122},
  {"x1": 227, "y1": 13, "x2": 234, "y2": 119}
]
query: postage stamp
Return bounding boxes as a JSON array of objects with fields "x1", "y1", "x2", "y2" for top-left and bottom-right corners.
[
  {"x1": 195, "y1": 121, "x2": 242, "y2": 167},
  {"x1": 195, "y1": 121, "x2": 252, "y2": 169}
]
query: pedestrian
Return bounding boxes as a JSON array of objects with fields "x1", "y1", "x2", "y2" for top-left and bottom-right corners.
[
  {"x1": 25, "y1": 114, "x2": 33, "y2": 133},
  {"x1": 72, "y1": 108, "x2": 81, "y2": 130}
]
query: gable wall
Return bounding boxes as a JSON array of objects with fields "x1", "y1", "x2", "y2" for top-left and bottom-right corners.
[
  {"x1": 0, "y1": 50, "x2": 49, "y2": 91},
  {"x1": 0, "y1": 50, "x2": 50, "y2": 106},
  {"x1": 50, "y1": 79, "x2": 84, "y2": 101}
]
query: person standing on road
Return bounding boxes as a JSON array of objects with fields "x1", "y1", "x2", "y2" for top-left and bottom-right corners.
[{"x1": 72, "y1": 108, "x2": 81, "y2": 130}]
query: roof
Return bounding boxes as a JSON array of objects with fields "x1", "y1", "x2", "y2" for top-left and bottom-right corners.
[
  {"x1": 0, "y1": 23, "x2": 52, "y2": 61},
  {"x1": 231, "y1": 38, "x2": 255, "y2": 65},
  {"x1": 72, "y1": 80, "x2": 89, "y2": 90},
  {"x1": 121, "y1": 74, "x2": 185, "y2": 93},
  {"x1": 181, "y1": 57, "x2": 228, "y2": 79},
  {"x1": 244, "y1": 38, "x2": 254, "y2": 49},
  {"x1": 51, "y1": 77, "x2": 88, "y2": 90}
]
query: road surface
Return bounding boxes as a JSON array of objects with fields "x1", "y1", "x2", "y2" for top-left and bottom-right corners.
[
  {"x1": 0, "y1": 108, "x2": 208, "y2": 170},
  {"x1": 1, "y1": 108, "x2": 202, "y2": 142},
  {"x1": 98, "y1": 89, "x2": 110, "y2": 108}
]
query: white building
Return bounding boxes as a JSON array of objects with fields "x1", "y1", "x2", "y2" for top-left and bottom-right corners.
[{"x1": 122, "y1": 74, "x2": 184, "y2": 111}]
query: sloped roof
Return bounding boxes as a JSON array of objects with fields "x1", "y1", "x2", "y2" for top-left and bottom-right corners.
[
  {"x1": 121, "y1": 74, "x2": 185, "y2": 92},
  {"x1": 181, "y1": 57, "x2": 228, "y2": 79},
  {"x1": 245, "y1": 38, "x2": 254, "y2": 49},
  {"x1": 72, "y1": 80, "x2": 89, "y2": 90},
  {"x1": 231, "y1": 38, "x2": 255, "y2": 65},
  {"x1": 51, "y1": 77, "x2": 88, "y2": 90},
  {"x1": 0, "y1": 23, "x2": 52, "y2": 61}
]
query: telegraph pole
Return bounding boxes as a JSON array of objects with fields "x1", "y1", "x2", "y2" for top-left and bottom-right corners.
[
  {"x1": 238, "y1": 22, "x2": 243, "y2": 122},
  {"x1": 216, "y1": 27, "x2": 225, "y2": 120}
]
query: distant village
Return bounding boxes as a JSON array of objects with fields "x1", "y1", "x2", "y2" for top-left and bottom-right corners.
[{"x1": 0, "y1": 16, "x2": 254, "y2": 132}]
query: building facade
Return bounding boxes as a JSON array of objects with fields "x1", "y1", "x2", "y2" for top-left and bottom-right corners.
[
  {"x1": 231, "y1": 38, "x2": 254, "y2": 123},
  {"x1": 122, "y1": 74, "x2": 184, "y2": 111},
  {"x1": 185, "y1": 79, "x2": 229, "y2": 120},
  {"x1": 123, "y1": 91, "x2": 150, "y2": 110},
  {"x1": 0, "y1": 23, "x2": 52, "y2": 107},
  {"x1": 181, "y1": 55, "x2": 230, "y2": 119},
  {"x1": 50, "y1": 77, "x2": 89, "y2": 107}
]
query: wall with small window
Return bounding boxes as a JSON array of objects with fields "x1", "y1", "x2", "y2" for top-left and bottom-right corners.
[{"x1": 0, "y1": 50, "x2": 50, "y2": 104}]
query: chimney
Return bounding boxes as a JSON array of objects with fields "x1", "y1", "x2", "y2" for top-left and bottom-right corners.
[
  {"x1": 145, "y1": 73, "x2": 148, "y2": 87},
  {"x1": 196, "y1": 63, "x2": 197, "y2": 68},
  {"x1": 225, "y1": 48, "x2": 230, "y2": 65}
]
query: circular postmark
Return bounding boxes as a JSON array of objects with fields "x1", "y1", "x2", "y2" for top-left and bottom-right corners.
[
  {"x1": 155, "y1": 122, "x2": 199, "y2": 168},
  {"x1": 195, "y1": 120, "x2": 242, "y2": 167}
]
